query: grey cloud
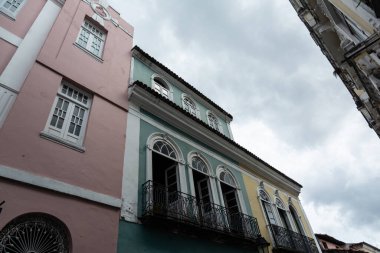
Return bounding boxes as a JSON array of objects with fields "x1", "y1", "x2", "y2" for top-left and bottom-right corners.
[{"x1": 109, "y1": 0, "x2": 380, "y2": 245}]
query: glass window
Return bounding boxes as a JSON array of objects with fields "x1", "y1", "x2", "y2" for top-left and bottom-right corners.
[
  {"x1": 183, "y1": 96, "x2": 197, "y2": 116},
  {"x1": 0, "y1": 0, "x2": 26, "y2": 18},
  {"x1": 153, "y1": 77, "x2": 170, "y2": 99},
  {"x1": 191, "y1": 156, "x2": 208, "y2": 174},
  {"x1": 207, "y1": 112, "x2": 219, "y2": 130},
  {"x1": 259, "y1": 189, "x2": 277, "y2": 225},
  {"x1": 76, "y1": 18, "x2": 106, "y2": 58},
  {"x1": 43, "y1": 81, "x2": 91, "y2": 147},
  {"x1": 153, "y1": 140, "x2": 177, "y2": 159},
  {"x1": 219, "y1": 170, "x2": 236, "y2": 187}
]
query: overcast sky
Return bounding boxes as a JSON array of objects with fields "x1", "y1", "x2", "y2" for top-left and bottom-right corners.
[{"x1": 108, "y1": 0, "x2": 380, "y2": 246}]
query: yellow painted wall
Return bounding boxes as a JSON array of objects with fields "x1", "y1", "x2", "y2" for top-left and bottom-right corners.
[
  {"x1": 242, "y1": 174, "x2": 273, "y2": 252},
  {"x1": 329, "y1": 0, "x2": 374, "y2": 35},
  {"x1": 242, "y1": 171, "x2": 315, "y2": 249}
]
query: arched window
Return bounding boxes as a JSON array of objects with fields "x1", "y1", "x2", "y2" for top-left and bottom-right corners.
[
  {"x1": 149, "y1": 138, "x2": 182, "y2": 209},
  {"x1": 189, "y1": 155, "x2": 213, "y2": 222},
  {"x1": 0, "y1": 213, "x2": 71, "y2": 253},
  {"x1": 259, "y1": 189, "x2": 277, "y2": 225},
  {"x1": 191, "y1": 156, "x2": 208, "y2": 175},
  {"x1": 275, "y1": 197, "x2": 291, "y2": 230},
  {"x1": 220, "y1": 170, "x2": 236, "y2": 187},
  {"x1": 218, "y1": 169, "x2": 240, "y2": 213},
  {"x1": 153, "y1": 140, "x2": 177, "y2": 159},
  {"x1": 152, "y1": 76, "x2": 170, "y2": 99},
  {"x1": 217, "y1": 168, "x2": 242, "y2": 231},
  {"x1": 207, "y1": 112, "x2": 219, "y2": 130},
  {"x1": 289, "y1": 205, "x2": 305, "y2": 235},
  {"x1": 183, "y1": 96, "x2": 197, "y2": 117}
]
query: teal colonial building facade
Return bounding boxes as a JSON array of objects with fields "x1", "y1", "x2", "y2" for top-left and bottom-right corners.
[{"x1": 118, "y1": 46, "x2": 319, "y2": 253}]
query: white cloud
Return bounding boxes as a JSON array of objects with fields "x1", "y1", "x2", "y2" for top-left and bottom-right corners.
[{"x1": 109, "y1": 0, "x2": 380, "y2": 246}]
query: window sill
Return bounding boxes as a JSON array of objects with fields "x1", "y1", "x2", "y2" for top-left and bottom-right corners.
[
  {"x1": 40, "y1": 131, "x2": 86, "y2": 153},
  {"x1": 0, "y1": 8, "x2": 16, "y2": 21},
  {"x1": 73, "y1": 43, "x2": 104, "y2": 63}
]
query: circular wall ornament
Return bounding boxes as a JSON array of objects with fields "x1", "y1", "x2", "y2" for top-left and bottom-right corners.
[
  {"x1": 0, "y1": 214, "x2": 70, "y2": 253},
  {"x1": 91, "y1": 3, "x2": 111, "y2": 20}
]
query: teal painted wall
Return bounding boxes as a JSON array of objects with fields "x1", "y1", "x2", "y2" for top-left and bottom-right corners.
[
  {"x1": 137, "y1": 111, "x2": 253, "y2": 217},
  {"x1": 133, "y1": 58, "x2": 231, "y2": 138},
  {"x1": 117, "y1": 221, "x2": 259, "y2": 253}
]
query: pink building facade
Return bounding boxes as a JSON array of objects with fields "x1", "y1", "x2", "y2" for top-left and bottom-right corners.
[{"x1": 0, "y1": 0, "x2": 133, "y2": 252}]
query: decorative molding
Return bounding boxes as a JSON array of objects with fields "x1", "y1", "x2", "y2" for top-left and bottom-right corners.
[
  {"x1": 0, "y1": 27, "x2": 22, "y2": 46},
  {"x1": 0, "y1": 165, "x2": 122, "y2": 207},
  {"x1": 130, "y1": 87, "x2": 302, "y2": 196}
]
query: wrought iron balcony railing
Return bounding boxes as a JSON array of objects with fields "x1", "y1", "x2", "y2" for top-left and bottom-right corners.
[
  {"x1": 141, "y1": 180, "x2": 263, "y2": 242},
  {"x1": 270, "y1": 224, "x2": 319, "y2": 253}
]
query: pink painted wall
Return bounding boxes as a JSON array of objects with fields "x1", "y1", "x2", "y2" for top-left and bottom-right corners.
[
  {"x1": 37, "y1": 0, "x2": 134, "y2": 110},
  {"x1": 0, "y1": 63, "x2": 126, "y2": 197},
  {"x1": 0, "y1": 0, "x2": 45, "y2": 38},
  {"x1": 0, "y1": 39, "x2": 16, "y2": 74},
  {"x1": 0, "y1": 179, "x2": 120, "y2": 252}
]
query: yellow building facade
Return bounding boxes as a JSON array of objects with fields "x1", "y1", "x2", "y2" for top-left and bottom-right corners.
[{"x1": 240, "y1": 163, "x2": 319, "y2": 253}]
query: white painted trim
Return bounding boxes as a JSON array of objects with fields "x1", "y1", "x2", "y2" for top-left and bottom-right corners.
[
  {"x1": 0, "y1": 165, "x2": 122, "y2": 207},
  {"x1": 137, "y1": 106, "x2": 301, "y2": 199},
  {"x1": 0, "y1": 27, "x2": 22, "y2": 46},
  {"x1": 187, "y1": 152, "x2": 217, "y2": 203},
  {"x1": 121, "y1": 105, "x2": 141, "y2": 222},
  {"x1": 0, "y1": 0, "x2": 28, "y2": 19},
  {"x1": 0, "y1": 0, "x2": 61, "y2": 92},
  {"x1": 181, "y1": 93, "x2": 200, "y2": 119},
  {"x1": 209, "y1": 177, "x2": 220, "y2": 205},
  {"x1": 129, "y1": 57, "x2": 135, "y2": 85},
  {"x1": 0, "y1": 85, "x2": 16, "y2": 128},
  {"x1": 257, "y1": 187, "x2": 277, "y2": 245},
  {"x1": 150, "y1": 74, "x2": 173, "y2": 101},
  {"x1": 146, "y1": 132, "x2": 188, "y2": 195},
  {"x1": 215, "y1": 165, "x2": 247, "y2": 215},
  {"x1": 227, "y1": 122, "x2": 234, "y2": 140},
  {"x1": 132, "y1": 53, "x2": 230, "y2": 121}
]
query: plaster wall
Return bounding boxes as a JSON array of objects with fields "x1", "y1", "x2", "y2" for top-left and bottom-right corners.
[
  {"x1": 242, "y1": 173, "x2": 314, "y2": 248},
  {"x1": 0, "y1": 62, "x2": 127, "y2": 197},
  {"x1": 135, "y1": 112, "x2": 252, "y2": 216},
  {"x1": 0, "y1": 39, "x2": 16, "y2": 74},
  {"x1": 242, "y1": 175, "x2": 272, "y2": 250},
  {"x1": 37, "y1": 0, "x2": 134, "y2": 110},
  {"x1": 132, "y1": 59, "x2": 231, "y2": 137},
  {"x1": 0, "y1": 0, "x2": 45, "y2": 38},
  {"x1": 0, "y1": 178, "x2": 120, "y2": 253}
]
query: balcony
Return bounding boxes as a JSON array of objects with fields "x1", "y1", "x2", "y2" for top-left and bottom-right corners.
[
  {"x1": 141, "y1": 180, "x2": 267, "y2": 246},
  {"x1": 270, "y1": 224, "x2": 319, "y2": 253}
]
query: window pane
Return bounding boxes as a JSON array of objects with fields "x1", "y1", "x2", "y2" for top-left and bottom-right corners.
[
  {"x1": 57, "y1": 118, "x2": 64, "y2": 129},
  {"x1": 68, "y1": 122, "x2": 75, "y2": 134},
  {"x1": 50, "y1": 115, "x2": 58, "y2": 126},
  {"x1": 68, "y1": 105, "x2": 85, "y2": 136},
  {"x1": 74, "y1": 125, "x2": 81, "y2": 136},
  {"x1": 50, "y1": 98, "x2": 69, "y2": 129}
]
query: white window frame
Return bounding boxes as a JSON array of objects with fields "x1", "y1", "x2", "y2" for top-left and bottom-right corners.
[
  {"x1": 258, "y1": 188, "x2": 277, "y2": 225},
  {"x1": 181, "y1": 94, "x2": 200, "y2": 118},
  {"x1": 0, "y1": 0, "x2": 27, "y2": 19},
  {"x1": 41, "y1": 81, "x2": 92, "y2": 150},
  {"x1": 207, "y1": 111, "x2": 223, "y2": 133},
  {"x1": 151, "y1": 75, "x2": 173, "y2": 101},
  {"x1": 75, "y1": 17, "x2": 106, "y2": 59}
]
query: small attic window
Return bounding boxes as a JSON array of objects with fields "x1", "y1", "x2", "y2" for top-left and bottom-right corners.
[{"x1": 153, "y1": 76, "x2": 170, "y2": 99}]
